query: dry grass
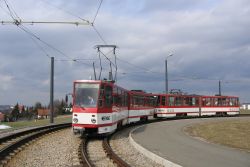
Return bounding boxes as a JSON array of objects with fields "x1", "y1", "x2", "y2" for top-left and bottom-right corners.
[
  {"x1": 0, "y1": 115, "x2": 72, "y2": 132},
  {"x1": 240, "y1": 109, "x2": 250, "y2": 115},
  {"x1": 185, "y1": 119, "x2": 250, "y2": 151}
]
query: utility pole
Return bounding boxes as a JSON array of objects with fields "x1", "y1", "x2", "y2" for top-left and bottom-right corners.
[
  {"x1": 219, "y1": 80, "x2": 221, "y2": 96},
  {"x1": 50, "y1": 57, "x2": 54, "y2": 123},
  {"x1": 165, "y1": 59, "x2": 168, "y2": 93},
  {"x1": 165, "y1": 54, "x2": 173, "y2": 93},
  {"x1": 93, "y1": 62, "x2": 97, "y2": 80}
]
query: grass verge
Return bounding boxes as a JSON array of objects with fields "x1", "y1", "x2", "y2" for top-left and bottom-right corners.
[
  {"x1": 0, "y1": 115, "x2": 72, "y2": 132},
  {"x1": 240, "y1": 109, "x2": 250, "y2": 115},
  {"x1": 184, "y1": 119, "x2": 250, "y2": 151}
]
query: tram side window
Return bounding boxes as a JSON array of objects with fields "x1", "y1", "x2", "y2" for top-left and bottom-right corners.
[
  {"x1": 236, "y1": 98, "x2": 239, "y2": 106},
  {"x1": 133, "y1": 96, "x2": 137, "y2": 107},
  {"x1": 216, "y1": 98, "x2": 226, "y2": 106},
  {"x1": 221, "y1": 98, "x2": 227, "y2": 106},
  {"x1": 152, "y1": 96, "x2": 157, "y2": 107},
  {"x1": 213, "y1": 98, "x2": 218, "y2": 106},
  {"x1": 113, "y1": 94, "x2": 121, "y2": 107},
  {"x1": 129, "y1": 95, "x2": 133, "y2": 108},
  {"x1": 161, "y1": 96, "x2": 166, "y2": 106},
  {"x1": 121, "y1": 91, "x2": 127, "y2": 107},
  {"x1": 124, "y1": 92, "x2": 128, "y2": 107},
  {"x1": 144, "y1": 96, "x2": 148, "y2": 107},
  {"x1": 98, "y1": 89, "x2": 104, "y2": 107},
  {"x1": 230, "y1": 98, "x2": 238, "y2": 106},
  {"x1": 133, "y1": 96, "x2": 138, "y2": 108},
  {"x1": 183, "y1": 97, "x2": 196, "y2": 106},
  {"x1": 168, "y1": 96, "x2": 174, "y2": 106},
  {"x1": 121, "y1": 91, "x2": 124, "y2": 107},
  {"x1": 98, "y1": 85, "x2": 104, "y2": 107},
  {"x1": 105, "y1": 86, "x2": 112, "y2": 107},
  {"x1": 139, "y1": 96, "x2": 144, "y2": 107},
  {"x1": 117, "y1": 89, "x2": 122, "y2": 107},
  {"x1": 153, "y1": 96, "x2": 157, "y2": 106},
  {"x1": 202, "y1": 98, "x2": 205, "y2": 106},
  {"x1": 175, "y1": 97, "x2": 183, "y2": 106},
  {"x1": 226, "y1": 98, "x2": 230, "y2": 106},
  {"x1": 218, "y1": 98, "x2": 222, "y2": 106},
  {"x1": 205, "y1": 98, "x2": 211, "y2": 106},
  {"x1": 183, "y1": 97, "x2": 188, "y2": 106},
  {"x1": 148, "y1": 96, "x2": 153, "y2": 107},
  {"x1": 157, "y1": 96, "x2": 161, "y2": 106},
  {"x1": 183, "y1": 97, "x2": 192, "y2": 106},
  {"x1": 112, "y1": 87, "x2": 117, "y2": 106},
  {"x1": 229, "y1": 98, "x2": 233, "y2": 106},
  {"x1": 113, "y1": 95, "x2": 117, "y2": 106},
  {"x1": 113, "y1": 86, "x2": 118, "y2": 94},
  {"x1": 192, "y1": 97, "x2": 198, "y2": 106}
]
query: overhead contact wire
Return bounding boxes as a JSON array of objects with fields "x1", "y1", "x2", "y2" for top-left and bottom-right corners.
[
  {"x1": 92, "y1": 0, "x2": 103, "y2": 24},
  {"x1": 40, "y1": 0, "x2": 90, "y2": 23}
]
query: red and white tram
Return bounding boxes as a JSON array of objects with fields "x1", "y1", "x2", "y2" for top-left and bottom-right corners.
[
  {"x1": 72, "y1": 80, "x2": 128, "y2": 135},
  {"x1": 155, "y1": 94, "x2": 239, "y2": 117},
  {"x1": 128, "y1": 90, "x2": 156, "y2": 123},
  {"x1": 200, "y1": 95, "x2": 239, "y2": 116},
  {"x1": 72, "y1": 80, "x2": 158, "y2": 135},
  {"x1": 155, "y1": 94, "x2": 200, "y2": 117},
  {"x1": 72, "y1": 80, "x2": 240, "y2": 135}
]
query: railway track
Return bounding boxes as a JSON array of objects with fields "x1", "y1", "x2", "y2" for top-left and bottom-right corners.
[
  {"x1": 76, "y1": 118, "x2": 180, "y2": 167},
  {"x1": 79, "y1": 136, "x2": 130, "y2": 167},
  {"x1": 1, "y1": 115, "x2": 244, "y2": 166},
  {"x1": 0, "y1": 123, "x2": 71, "y2": 166},
  {"x1": 78, "y1": 115, "x2": 248, "y2": 167},
  {"x1": 78, "y1": 119, "x2": 169, "y2": 167}
]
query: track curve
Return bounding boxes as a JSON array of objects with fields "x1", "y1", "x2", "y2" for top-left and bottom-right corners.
[{"x1": 0, "y1": 123, "x2": 71, "y2": 166}]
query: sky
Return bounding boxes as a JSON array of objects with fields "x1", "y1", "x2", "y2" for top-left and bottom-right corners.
[{"x1": 0, "y1": 0, "x2": 250, "y2": 106}]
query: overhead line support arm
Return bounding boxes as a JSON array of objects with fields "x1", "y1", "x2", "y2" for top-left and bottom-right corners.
[{"x1": 1, "y1": 20, "x2": 91, "y2": 26}]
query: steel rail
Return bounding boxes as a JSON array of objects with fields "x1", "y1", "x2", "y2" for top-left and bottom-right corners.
[
  {"x1": 103, "y1": 137, "x2": 131, "y2": 167},
  {"x1": 79, "y1": 136, "x2": 130, "y2": 167},
  {"x1": 0, "y1": 123, "x2": 71, "y2": 163},
  {"x1": 79, "y1": 138, "x2": 93, "y2": 167},
  {"x1": 0, "y1": 123, "x2": 71, "y2": 144},
  {"x1": 76, "y1": 116, "x2": 207, "y2": 167}
]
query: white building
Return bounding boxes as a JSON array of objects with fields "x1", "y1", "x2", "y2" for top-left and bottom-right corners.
[{"x1": 241, "y1": 103, "x2": 250, "y2": 110}]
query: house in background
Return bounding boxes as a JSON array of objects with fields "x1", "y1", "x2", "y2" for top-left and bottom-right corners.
[
  {"x1": 37, "y1": 109, "x2": 49, "y2": 119},
  {"x1": 0, "y1": 105, "x2": 13, "y2": 122}
]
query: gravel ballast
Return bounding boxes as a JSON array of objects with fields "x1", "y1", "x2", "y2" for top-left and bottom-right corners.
[
  {"x1": 110, "y1": 127, "x2": 164, "y2": 167},
  {"x1": 6, "y1": 128, "x2": 81, "y2": 167}
]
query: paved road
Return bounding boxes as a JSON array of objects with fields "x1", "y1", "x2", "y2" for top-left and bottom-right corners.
[{"x1": 131, "y1": 117, "x2": 250, "y2": 167}]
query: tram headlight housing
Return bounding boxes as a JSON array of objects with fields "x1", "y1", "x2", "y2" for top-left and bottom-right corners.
[
  {"x1": 91, "y1": 118, "x2": 96, "y2": 124},
  {"x1": 73, "y1": 118, "x2": 78, "y2": 123}
]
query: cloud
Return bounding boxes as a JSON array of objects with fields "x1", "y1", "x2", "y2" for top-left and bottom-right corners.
[
  {"x1": 0, "y1": 74, "x2": 13, "y2": 90},
  {"x1": 0, "y1": 0, "x2": 250, "y2": 105}
]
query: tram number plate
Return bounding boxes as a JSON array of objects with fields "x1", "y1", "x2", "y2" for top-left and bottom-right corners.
[{"x1": 102, "y1": 116, "x2": 111, "y2": 121}]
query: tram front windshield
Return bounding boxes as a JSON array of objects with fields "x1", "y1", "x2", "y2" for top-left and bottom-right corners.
[{"x1": 75, "y1": 83, "x2": 99, "y2": 108}]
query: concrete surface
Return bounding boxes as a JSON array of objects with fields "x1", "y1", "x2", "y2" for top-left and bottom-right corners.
[{"x1": 131, "y1": 117, "x2": 250, "y2": 167}]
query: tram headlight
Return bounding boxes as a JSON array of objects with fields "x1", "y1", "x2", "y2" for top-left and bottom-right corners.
[
  {"x1": 73, "y1": 118, "x2": 78, "y2": 123},
  {"x1": 91, "y1": 118, "x2": 96, "y2": 124}
]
